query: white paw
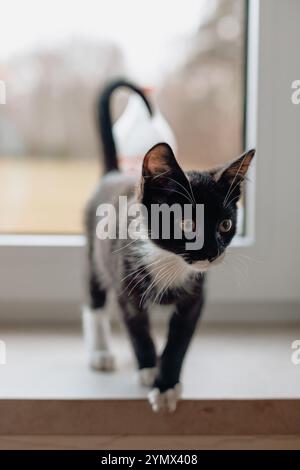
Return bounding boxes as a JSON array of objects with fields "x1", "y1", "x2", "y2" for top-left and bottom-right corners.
[
  {"x1": 88, "y1": 350, "x2": 116, "y2": 371},
  {"x1": 138, "y1": 367, "x2": 157, "y2": 387},
  {"x1": 148, "y1": 383, "x2": 182, "y2": 413}
]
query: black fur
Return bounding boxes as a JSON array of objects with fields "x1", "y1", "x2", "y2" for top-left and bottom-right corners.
[
  {"x1": 154, "y1": 291, "x2": 204, "y2": 392},
  {"x1": 88, "y1": 271, "x2": 106, "y2": 310},
  {"x1": 96, "y1": 79, "x2": 153, "y2": 173}
]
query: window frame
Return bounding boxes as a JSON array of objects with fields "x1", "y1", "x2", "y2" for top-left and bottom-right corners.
[{"x1": 0, "y1": 0, "x2": 259, "y2": 317}]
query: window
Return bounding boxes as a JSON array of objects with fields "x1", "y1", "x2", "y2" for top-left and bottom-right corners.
[{"x1": 0, "y1": 0, "x2": 247, "y2": 235}]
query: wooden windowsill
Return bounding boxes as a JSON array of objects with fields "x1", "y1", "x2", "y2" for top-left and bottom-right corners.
[{"x1": 0, "y1": 324, "x2": 300, "y2": 437}]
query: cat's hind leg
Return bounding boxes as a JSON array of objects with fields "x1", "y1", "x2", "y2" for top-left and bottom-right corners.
[{"x1": 82, "y1": 272, "x2": 116, "y2": 371}]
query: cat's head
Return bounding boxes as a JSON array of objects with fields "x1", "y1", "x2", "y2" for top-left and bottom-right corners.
[{"x1": 138, "y1": 143, "x2": 255, "y2": 270}]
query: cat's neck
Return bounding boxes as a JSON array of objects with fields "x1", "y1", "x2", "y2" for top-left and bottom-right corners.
[{"x1": 129, "y1": 236, "x2": 203, "y2": 295}]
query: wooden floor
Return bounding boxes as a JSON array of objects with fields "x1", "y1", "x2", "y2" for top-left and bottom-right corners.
[{"x1": 1, "y1": 435, "x2": 300, "y2": 450}]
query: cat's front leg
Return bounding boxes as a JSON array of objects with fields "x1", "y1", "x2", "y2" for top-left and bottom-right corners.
[
  {"x1": 149, "y1": 293, "x2": 204, "y2": 413},
  {"x1": 118, "y1": 297, "x2": 157, "y2": 385}
]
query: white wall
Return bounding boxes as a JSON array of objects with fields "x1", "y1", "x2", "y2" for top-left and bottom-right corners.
[{"x1": 208, "y1": 0, "x2": 300, "y2": 309}]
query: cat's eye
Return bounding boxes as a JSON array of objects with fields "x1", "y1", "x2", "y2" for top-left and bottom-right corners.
[
  {"x1": 219, "y1": 219, "x2": 232, "y2": 233},
  {"x1": 181, "y1": 219, "x2": 195, "y2": 233}
]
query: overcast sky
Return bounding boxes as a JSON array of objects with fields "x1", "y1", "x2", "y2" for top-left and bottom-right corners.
[{"x1": 0, "y1": 0, "x2": 209, "y2": 83}]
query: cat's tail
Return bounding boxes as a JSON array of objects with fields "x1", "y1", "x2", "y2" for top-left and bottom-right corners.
[{"x1": 96, "y1": 78, "x2": 153, "y2": 174}]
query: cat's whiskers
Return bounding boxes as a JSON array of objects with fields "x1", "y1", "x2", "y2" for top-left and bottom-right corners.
[
  {"x1": 150, "y1": 266, "x2": 174, "y2": 305},
  {"x1": 222, "y1": 152, "x2": 249, "y2": 202},
  {"x1": 119, "y1": 255, "x2": 168, "y2": 285},
  {"x1": 134, "y1": 251, "x2": 188, "y2": 306},
  {"x1": 153, "y1": 255, "x2": 188, "y2": 305},
  {"x1": 225, "y1": 250, "x2": 249, "y2": 285},
  {"x1": 185, "y1": 175, "x2": 197, "y2": 207},
  {"x1": 152, "y1": 170, "x2": 170, "y2": 180},
  {"x1": 146, "y1": 171, "x2": 195, "y2": 206},
  {"x1": 130, "y1": 262, "x2": 174, "y2": 302},
  {"x1": 224, "y1": 195, "x2": 240, "y2": 209},
  {"x1": 156, "y1": 266, "x2": 181, "y2": 305},
  {"x1": 162, "y1": 175, "x2": 196, "y2": 206},
  {"x1": 142, "y1": 260, "x2": 177, "y2": 302},
  {"x1": 157, "y1": 263, "x2": 187, "y2": 305},
  {"x1": 223, "y1": 172, "x2": 247, "y2": 207},
  {"x1": 227, "y1": 249, "x2": 262, "y2": 264},
  {"x1": 120, "y1": 256, "x2": 171, "y2": 292},
  {"x1": 223, "y1": 178, "x2": 245, "y2": 207},
  {"x1": 112, "y1": 237, "x2": 139, "y2": 254},
  {"x1": 153, "y1": 270, "x2": 175, "y2": 305},
  {"x1": 149, "y1": 253, "x2": 188, "y2": 303},
  {"x1": 140, "y1": 262, "x2": 175, "y2": 307},
  {"x1": 126, "y1": 257, "x2": 177, "y2": 298},
  {"x1": 119, "y1": 256, "x2": 174, "y2": 296},
  {"x1": 152, "y1": 186, "x2": 193, "y2": 205}
]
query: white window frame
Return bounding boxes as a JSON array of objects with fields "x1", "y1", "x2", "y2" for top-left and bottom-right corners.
[{"x1": 8, "y1": 0, "x2": 296, "y2": 323}]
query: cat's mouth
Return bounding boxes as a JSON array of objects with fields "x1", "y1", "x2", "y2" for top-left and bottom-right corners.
[{"x1": 191, "y1": 253, "x2": 225, "y2": 271}]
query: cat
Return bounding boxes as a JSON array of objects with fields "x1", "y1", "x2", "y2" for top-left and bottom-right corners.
[{"x1": 82, "y1": 79, "x2": 255, "y2": 413}]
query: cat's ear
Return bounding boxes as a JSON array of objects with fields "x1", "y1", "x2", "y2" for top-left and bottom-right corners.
[
  {"x1": 142, "y1": 142, "x2": 183, "y2": 178},
  {"x1": 138, "y1": 143, "x2": 190, "y2": 203},
  {"x1": 212, "y1": 149, "x2": 255, "y2": 186}
]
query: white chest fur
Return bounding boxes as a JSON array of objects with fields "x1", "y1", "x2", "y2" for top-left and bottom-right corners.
[{"x1": 135, "y1": 240, "x2": 196, "y2": 297}]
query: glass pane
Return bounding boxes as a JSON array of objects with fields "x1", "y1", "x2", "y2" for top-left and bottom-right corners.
[{"x1": 0, "y1": 0, "x2": 246, "y2": 234}]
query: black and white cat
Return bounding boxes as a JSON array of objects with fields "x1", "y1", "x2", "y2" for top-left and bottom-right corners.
[{"x1": 83, "y1": 79, "x2": 255, "y2": 412}]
